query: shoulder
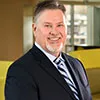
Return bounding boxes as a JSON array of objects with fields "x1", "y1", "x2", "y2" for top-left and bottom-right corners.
[
  {"x1": 62, "y1": 52, "x2": 85, "y2": 71},
  {"x1": 62, "y1": 52, "x2": 81, "y2": 65},
  {"x1": 7, "y1": 48, "x2": 37, "y2": 76}
]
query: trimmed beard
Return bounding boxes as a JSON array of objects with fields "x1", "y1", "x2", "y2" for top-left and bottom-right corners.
[{"x1": 46, "y1": 42, "x2": 63, "y2": 53}]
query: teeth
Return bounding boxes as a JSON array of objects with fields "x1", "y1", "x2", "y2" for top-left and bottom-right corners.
[{"x1": 48, "y1": 37, "x2": 60, "y2": 41}]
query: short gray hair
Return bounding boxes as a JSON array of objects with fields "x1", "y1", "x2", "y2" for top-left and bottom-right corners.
[{"x1": 33, "y1": 0, "x2": 66, "y2": 23}]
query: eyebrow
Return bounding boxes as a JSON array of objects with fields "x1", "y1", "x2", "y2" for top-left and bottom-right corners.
[
  {"x1": 44, "y1": 22, "x2": 64, "y2": 24},
  {"x1": 44, "y1": 22, "x2": 52, "y2": 24}
]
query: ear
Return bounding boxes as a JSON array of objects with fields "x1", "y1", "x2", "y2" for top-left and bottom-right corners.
[
  {"x1": 32, "y1": 23, "x2": 37, "y2": 32},
  {"x1": 32, "y1": 23, "x2": 37, "y2": 37}
]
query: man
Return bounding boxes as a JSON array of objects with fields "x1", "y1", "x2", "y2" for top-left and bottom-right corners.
[{"x1": 5, "y1": 0, "x2": 92, "y2": 100}]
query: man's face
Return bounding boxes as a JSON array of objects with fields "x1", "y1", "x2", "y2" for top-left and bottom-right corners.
[{"x1": 33, "y1": 9, "x2": 67, "y2": 57}]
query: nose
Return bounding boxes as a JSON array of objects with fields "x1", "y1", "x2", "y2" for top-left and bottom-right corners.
[{"x1": 50, "y1": 27, "x2": 59, "y2": 36}]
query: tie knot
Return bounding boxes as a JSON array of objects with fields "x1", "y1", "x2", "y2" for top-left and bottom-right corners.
[{"x1": 54, "y1": 58, "x2": 64, "y2": 66}]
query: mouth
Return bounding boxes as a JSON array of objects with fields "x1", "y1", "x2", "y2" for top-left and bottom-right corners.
[{"x1": 48, "y1": 37, "x2": 61, "y2": 41}]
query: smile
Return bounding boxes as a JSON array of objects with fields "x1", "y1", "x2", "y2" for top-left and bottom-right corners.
[{"x1": 48, "y1": 37, "x2": 61, "y2": 41}]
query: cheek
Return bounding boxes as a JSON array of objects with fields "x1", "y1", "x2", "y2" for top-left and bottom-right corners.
[
  {"x1": 62, "y1": 27, "x2": 67, "y2": 37},
  {"x1": 58, "y1": 27, "x2": 67, "y2": 33},
  {"x1": 61, "y1": 30, "x2": 67, "y2": 43},
  {"x1": 40, "y1": 29, "x2": 49, "y2": 39},
  {"x1": 64, "y1": 33, "x2": 67, "y2": 41},
  {"x1": 59, "y1": 28, "x2": 67, "y2": 38},
  {"x1": 36, "y1": 29, "x2": 48, "y2": 42}
]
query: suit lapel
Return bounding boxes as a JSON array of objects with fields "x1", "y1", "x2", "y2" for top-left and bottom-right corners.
[
  {"x1": 30, "y1": 45, "x2": 76, "y2": 100},
  {"x1": 63, "y1": 53, "x2": 88, "y2": 100}
]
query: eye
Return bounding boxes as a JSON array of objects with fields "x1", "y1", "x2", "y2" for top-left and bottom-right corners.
[
  {"x1": 57, "y1": 24, "x2": 64, "y2": 27},
  {"x1": 44, "y1": 24, "x2": 52, "y2": 28}
]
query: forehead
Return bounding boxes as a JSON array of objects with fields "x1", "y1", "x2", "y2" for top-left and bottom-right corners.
[{"x1": 37, "y1": 9, "x2": 66, "y2": 23}]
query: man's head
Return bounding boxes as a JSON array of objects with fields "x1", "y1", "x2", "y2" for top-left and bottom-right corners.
[{"x1": 33, "y1": 0, "x2": 67, "y2": 57}]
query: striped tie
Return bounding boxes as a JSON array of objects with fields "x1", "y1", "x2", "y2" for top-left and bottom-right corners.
[{"x1": 54, "y1": 58, "x2": 80, "y2": 100}]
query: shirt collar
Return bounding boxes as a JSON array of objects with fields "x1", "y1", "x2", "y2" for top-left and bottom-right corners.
[
  {"x1": 35, "y1": 42, "x2": 57, "y2": 63},
  {"x1": 54, "y1": 53, "x2": 65, "y2": 63}
]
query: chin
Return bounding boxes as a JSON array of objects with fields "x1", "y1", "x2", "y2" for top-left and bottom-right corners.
[{"x1": 46, "y1": 43, "x2": 63, "y2": 53}]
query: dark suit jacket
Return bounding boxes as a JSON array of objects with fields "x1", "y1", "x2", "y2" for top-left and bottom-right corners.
[{"x1": 5, "y1": 44, "x2": 92, "y2": 100}]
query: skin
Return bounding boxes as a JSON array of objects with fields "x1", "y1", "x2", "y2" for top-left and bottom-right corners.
[{"x1": 33, "y1": 9, "x2": 67, "y2": 57}]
